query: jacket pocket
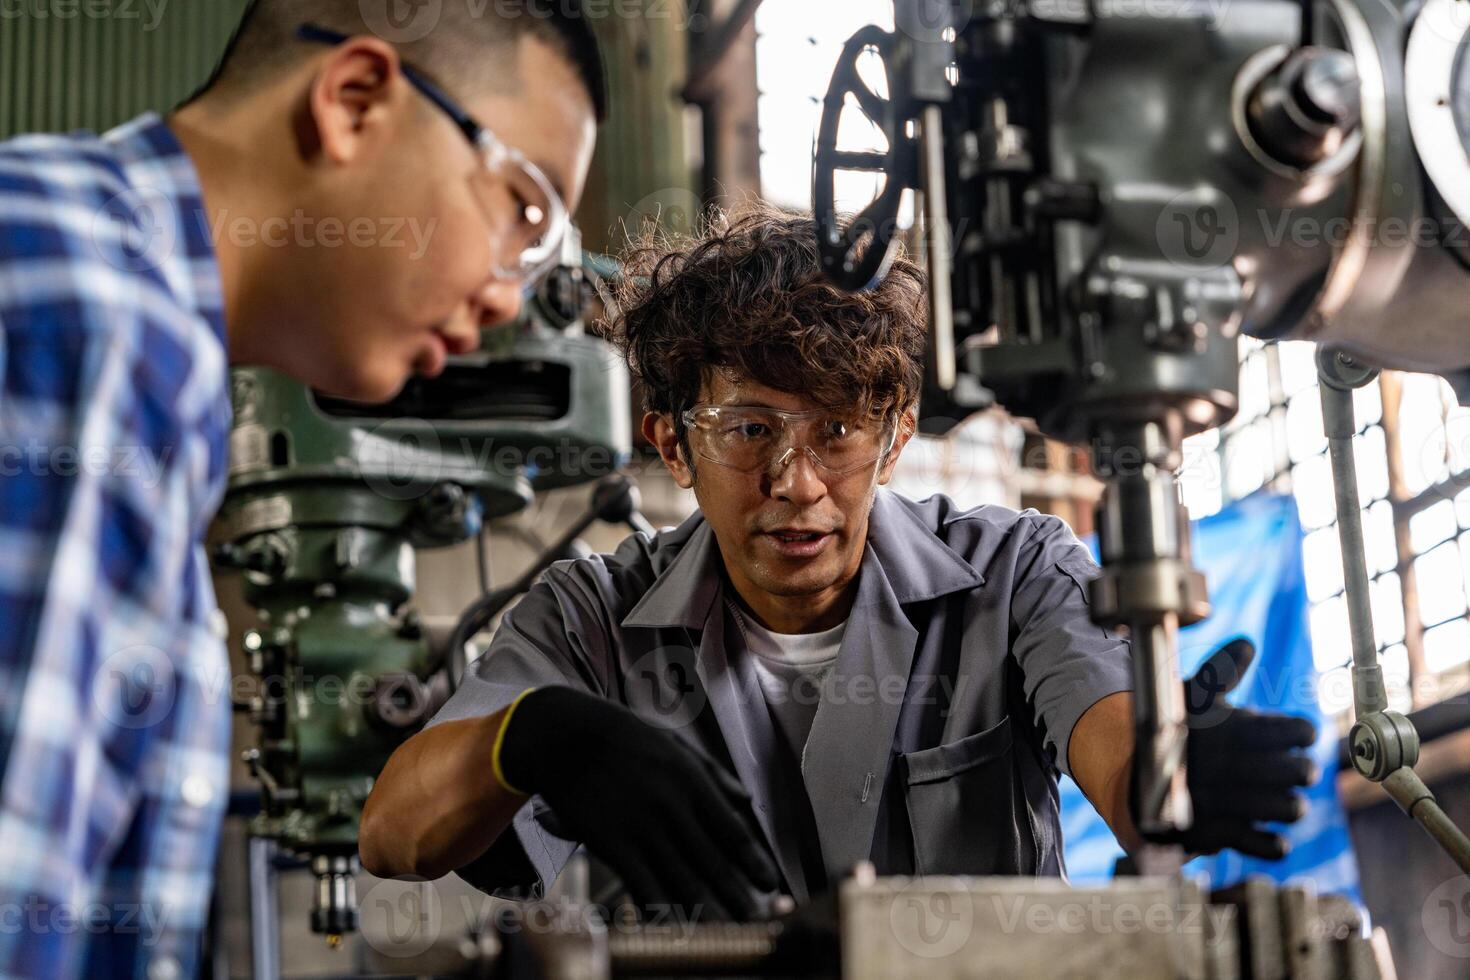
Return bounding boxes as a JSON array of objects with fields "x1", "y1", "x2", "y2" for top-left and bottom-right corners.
[{"x1": 901, "y1": 716, "x2": 1038, "y2": 875}]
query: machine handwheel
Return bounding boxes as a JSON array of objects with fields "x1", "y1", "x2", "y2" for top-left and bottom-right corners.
[{"x1": 813, "y1": 25, "x2": 916, "y2": 291}]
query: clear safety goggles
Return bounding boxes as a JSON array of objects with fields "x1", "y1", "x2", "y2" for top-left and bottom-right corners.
[
  {"x1": 681, "y1": 404, "x2": 898, "y2": 475},
  {"x1": 298, "y1": 24, "x2": 569, "y2": 285}
]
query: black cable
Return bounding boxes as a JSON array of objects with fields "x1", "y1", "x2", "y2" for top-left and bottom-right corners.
[{"x1": 443, "y1": 475, "x2": 656, "y2": 690}]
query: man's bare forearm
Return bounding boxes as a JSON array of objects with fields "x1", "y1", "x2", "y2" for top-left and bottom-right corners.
[
  {"x1": 359, "y1": 707, "x2": 527, "y2": 880},
  {"x1": 1068, "y1": 691, "x2": 1143, "y2": 854}
]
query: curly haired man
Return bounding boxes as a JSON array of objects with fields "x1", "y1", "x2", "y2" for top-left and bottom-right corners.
[{"x1": 361, "y1": 204, "x2": 1317, "y2": 920}]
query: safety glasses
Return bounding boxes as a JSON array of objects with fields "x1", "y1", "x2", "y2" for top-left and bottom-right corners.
[
  {"x1": 680, "y1": 404, "x2": 898, "y2": 475},
  {"x1": 297, "y1": 24, "x2": 569, "y2": 285}
]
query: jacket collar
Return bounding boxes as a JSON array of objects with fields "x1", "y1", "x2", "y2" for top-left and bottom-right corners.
[{"x1": 620, "y1": 488, "x2": 983, "y2": 631}]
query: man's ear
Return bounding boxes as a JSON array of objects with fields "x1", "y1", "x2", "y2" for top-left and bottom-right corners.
[
  {"x1": 642, "y1": 412, "x2": 695, "y2": 489},
  {"x1": 875, "y1": 409, "x2": 917, "y2": 486},
  {"x1": 306, "y1": 37, "x2": 410, "y2": 167}
]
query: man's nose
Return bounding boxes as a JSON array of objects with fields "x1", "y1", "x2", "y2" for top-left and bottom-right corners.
[
  {"x1": 476, "y1": 276, "x2": 525, "y2": 328},
  {"x1": 767, "y1": 447, "x2": 829, "y2": 504}
]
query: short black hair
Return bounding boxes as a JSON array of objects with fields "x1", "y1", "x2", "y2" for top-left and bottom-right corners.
[{"x1": 191, "y1": 0, "x2": 607, "y2": 121}]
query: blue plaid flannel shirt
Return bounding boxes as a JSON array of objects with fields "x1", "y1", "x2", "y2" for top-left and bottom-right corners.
[{"x1": 0, "y1": 113, "x2": 232, "y2": 979}]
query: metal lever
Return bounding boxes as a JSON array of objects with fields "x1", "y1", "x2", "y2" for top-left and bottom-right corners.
[
  {"x1": 918, "y1": 103, "x2": 956, "y2": 392},
  {"x1": 1317, "y1": 348, "x2": 1470, "y2": 873}
]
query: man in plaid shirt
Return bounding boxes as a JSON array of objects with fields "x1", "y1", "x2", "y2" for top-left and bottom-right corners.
[{"x1": 0, "y1": 1, "x2": 604, "y2": 976}]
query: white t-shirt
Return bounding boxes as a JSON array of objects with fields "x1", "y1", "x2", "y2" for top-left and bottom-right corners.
[{"x1": 727, "y1": 601, "x2": 847, "y2": 769}]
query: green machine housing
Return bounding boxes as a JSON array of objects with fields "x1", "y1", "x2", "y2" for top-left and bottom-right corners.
[{"x1": 213, "y1": 269, "x2": 630, "y2": 938}]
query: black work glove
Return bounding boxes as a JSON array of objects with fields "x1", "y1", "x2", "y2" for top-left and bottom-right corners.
[
  {"x1": 496, "y1": 685, "x2": 780, "y2": 920},
  {"x1": 1142, "y1": 638, "x2": 1319, "y2": 860}
]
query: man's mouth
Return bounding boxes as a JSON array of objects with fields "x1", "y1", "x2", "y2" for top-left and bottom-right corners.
[
  {"x1": 768, "y1": 529, "x2": 827, "y2": 542},
  {"x1": 762, "y1": 528, "x2": 835, "y2": 558}
]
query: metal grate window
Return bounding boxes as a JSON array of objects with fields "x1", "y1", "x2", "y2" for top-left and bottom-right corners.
[{"x1": 1181, "y1": 339, "x2": 1470, "y2": 728}]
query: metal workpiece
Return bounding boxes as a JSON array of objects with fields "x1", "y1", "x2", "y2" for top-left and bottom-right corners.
[
  {"x1": 840, "y1": 875, "x2": 1213, "y2": 980},
  {"x1": 1210, "y1": 877, "x2": 1384, "y2": 980},
  {"x1": 387, "y1": 873, "x2": 1389, "y2": 979}
]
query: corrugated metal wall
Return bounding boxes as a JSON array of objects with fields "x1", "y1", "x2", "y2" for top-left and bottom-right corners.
[
  {"x1": 0, "y1": 0, "x2": 249, "y2": 139},
  {"x1": 576, "y1": 8, "x2": 696, "y2": 253},
  {"x1": 0, "y1": 1, "x2": 695, "y2": 255}
]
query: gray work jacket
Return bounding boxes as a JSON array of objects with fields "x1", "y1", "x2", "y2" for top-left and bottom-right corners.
[{"x1": 430, "y1": 489, "x2": 1133, "y2": 902}]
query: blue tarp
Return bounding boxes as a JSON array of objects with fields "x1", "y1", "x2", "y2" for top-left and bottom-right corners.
[{"x1": 1059, "y1": 491, "x2": 1362, "y2": 903}]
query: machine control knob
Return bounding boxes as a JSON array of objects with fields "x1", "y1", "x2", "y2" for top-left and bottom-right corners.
[{"x1": 1247, "y1": 47, "x2": 1361, "y2": 169}]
